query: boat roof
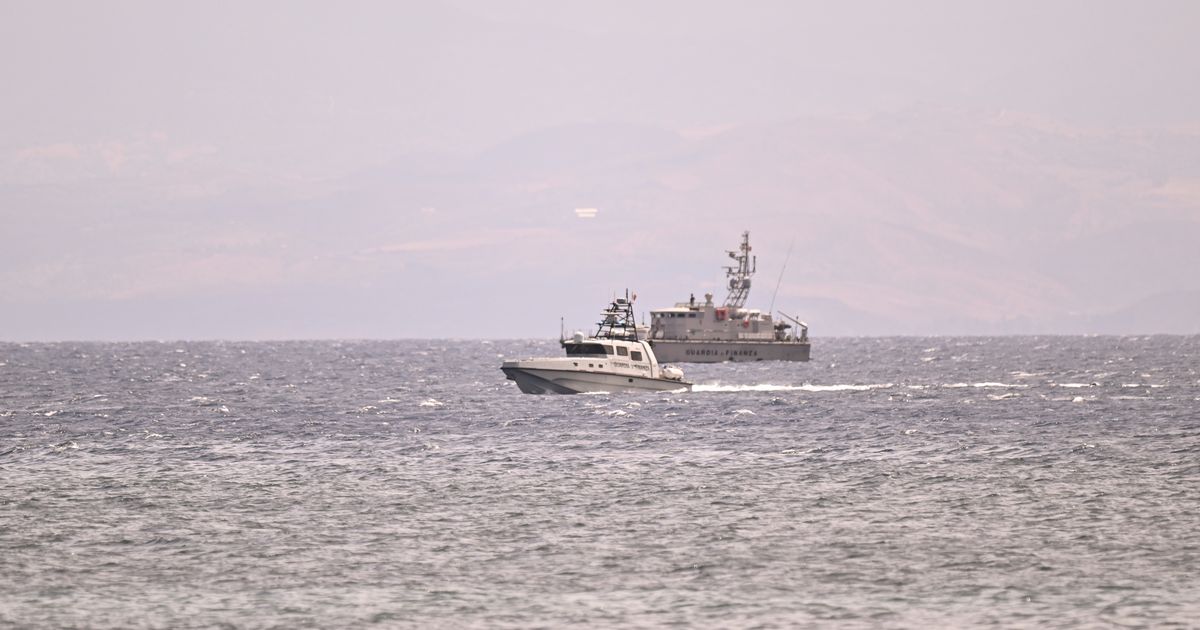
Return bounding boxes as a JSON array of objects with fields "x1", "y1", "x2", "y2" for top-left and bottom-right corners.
[
  {"x1": 566, "y1": 337, "x2": 645, "y2": 346},
  {"x1": 650, "y1": 305, "x2": 763, "y2": 315}
]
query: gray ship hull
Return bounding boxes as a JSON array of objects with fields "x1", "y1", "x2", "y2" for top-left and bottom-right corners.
[{"x1": 649, "y1": 340, "x2": 811, "y2": 363}]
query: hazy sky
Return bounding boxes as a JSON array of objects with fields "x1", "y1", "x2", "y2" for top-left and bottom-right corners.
[
  {"x1": 6, "y1": 1, "x2": 1199, "y2": 153},
  {"x1": 3, "y1": 1, "x2": 1199, "y2": 340}
]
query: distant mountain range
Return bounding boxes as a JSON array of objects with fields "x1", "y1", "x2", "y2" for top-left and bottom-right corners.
[{"x1": 4, "y1": 108, "x2": 1199, "y2": 338}]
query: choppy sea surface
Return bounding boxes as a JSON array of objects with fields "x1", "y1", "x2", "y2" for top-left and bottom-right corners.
[{"x1": 2, "y1": 336, "x2": 1198, "y2": 628}]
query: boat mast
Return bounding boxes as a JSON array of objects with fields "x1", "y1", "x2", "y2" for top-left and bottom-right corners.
[
  {"x1": 723, "y1": 231, "x2": 756, "y2": 309},
  {"x1": 595, "y1": 289, "x2": 639, "y2": 341}
]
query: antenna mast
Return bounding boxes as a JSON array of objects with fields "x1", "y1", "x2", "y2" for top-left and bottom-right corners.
[
  {"x1": 768, "y1": 238, "x2": 794, "y2": 315},
  {"x1": 594, "y1": 289, "x2": 639, "y2": 341},
  {"x1": 723, "y1": 231, "x2": 755, "y2": 309}
]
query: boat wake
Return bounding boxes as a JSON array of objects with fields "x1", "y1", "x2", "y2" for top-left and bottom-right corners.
[{"x1": 693, "y1": 383, "x2": 894, "y2": 393}]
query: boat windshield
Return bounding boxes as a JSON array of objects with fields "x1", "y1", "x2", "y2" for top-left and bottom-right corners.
[{"x1": 563, "y1": 343, "x2": 611, "y2": 357}]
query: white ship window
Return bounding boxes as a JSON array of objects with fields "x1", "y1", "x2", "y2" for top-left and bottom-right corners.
[
  {"x1": 688, "y1": 313, "x2": 697, "y2": 318},
  {"x1": 616, "y1": 346, "x2": 628, "y2": 356},
  {"x1": 631, "y1": 351, "x2": 644, "y2": 361}
]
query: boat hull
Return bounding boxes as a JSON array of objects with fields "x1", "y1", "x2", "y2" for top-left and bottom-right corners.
[
  {"x1": 501, "y1": 365, "x2": 691, "y2": 395},
  {"x1": 649, "y1": 340, "x2": 811, "y2": 363}
]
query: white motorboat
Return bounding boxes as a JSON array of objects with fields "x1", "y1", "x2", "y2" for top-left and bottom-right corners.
[{"x1": 501, "y1": 293, "x2": 691, "y2": 395}]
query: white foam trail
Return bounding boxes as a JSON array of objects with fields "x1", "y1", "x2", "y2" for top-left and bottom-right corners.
[
  {"x1": 692, "y1": 383, "x2": 893, "y2": 393},
  {"x1": 419, "y1": 398, "x2": 445, "y2": 407}
]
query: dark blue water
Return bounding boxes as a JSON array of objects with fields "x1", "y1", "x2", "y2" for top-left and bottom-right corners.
[{"x1": 2, "y1": 336, "x2": 1198, "y2": 628}]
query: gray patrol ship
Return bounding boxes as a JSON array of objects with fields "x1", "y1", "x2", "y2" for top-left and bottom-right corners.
[{"x1": 647, "y1": 231, "x2": 811, "y2": 363}]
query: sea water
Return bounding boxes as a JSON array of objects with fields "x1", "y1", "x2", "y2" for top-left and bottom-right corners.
[{"x1": 2, "y1": 336, "x2": 1198, "y2": 627}]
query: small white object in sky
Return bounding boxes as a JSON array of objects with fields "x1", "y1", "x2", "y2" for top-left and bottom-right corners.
[{"x1": 574, "y1": 208, "x2": 598, "y2": 219}]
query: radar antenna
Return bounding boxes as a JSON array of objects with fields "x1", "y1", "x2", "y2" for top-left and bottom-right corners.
[{"x1": 722, "y1": 231, "x2": 755, "y2": 309}]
